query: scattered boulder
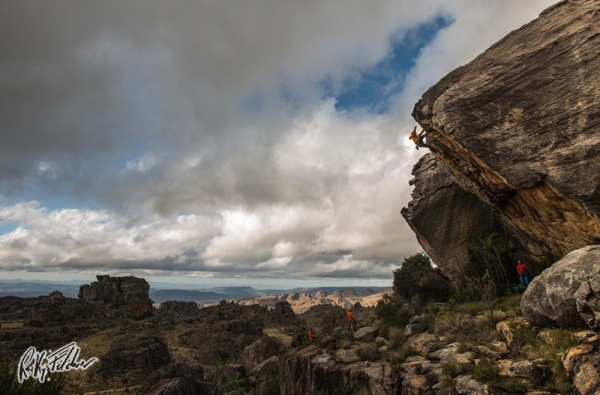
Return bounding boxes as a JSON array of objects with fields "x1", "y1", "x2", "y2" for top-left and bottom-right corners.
[
  {"x1": 401, "y1": 356, "x2": 441, "y2": 376},
  {"x1": 508, "y1": 360, "x2": 538, "y2": 378},
  {"x1": 454, "y1": 375, "x2": 489, "y2": 395},
  {"x1": 404, "y1": 314, "x2": 429, "y2": 337},
  {"x1": 406, "y1": 333, "x2": 439, "y2": 355},
  {"x1": 522, "y1": 246, "x2": 600, "y2": 328},
  {"x1": 335, "y1": 349, "x2": 360, "y2": 364},
  {"x1": 496, "y1": 317, "x2": 530, "y2": 347},
  {"x1": 401, "y1": 375, "x2": 431, "y2": 395},
  {"x1": 429, "y1": 343, "x2": 474, "y2": 365},
  {"x1": 562, "y1": 344, "x2": 600, "y2": 395},
  {"x1": 354, "y1": 326, "x2": 379, "y2": 341}
]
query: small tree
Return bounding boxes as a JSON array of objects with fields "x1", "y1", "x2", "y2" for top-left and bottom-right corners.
[
  {"x1": 393, "y1": 253, "x2": 449, "y2": 305},
  {"x1": 466, "y1": 232, "x2": 517, "y2": 296}
]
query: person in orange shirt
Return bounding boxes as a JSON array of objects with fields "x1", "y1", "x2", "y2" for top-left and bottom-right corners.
[
  {"x1": 346, "y1": 308, "x2": 355, "y2": 331},
  {"x1": 307, "y1": 327, "x2": 315, "y2": 341},
  {"x1": 409, "y1": 126, "x2": 433, "y2": 150}
]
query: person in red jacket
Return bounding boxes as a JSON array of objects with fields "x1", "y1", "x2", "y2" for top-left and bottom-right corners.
[{"x1": 516, "y1": 260, "x2": 529, "y2": 289}]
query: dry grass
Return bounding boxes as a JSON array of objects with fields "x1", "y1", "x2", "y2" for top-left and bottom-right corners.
[
  {"x1": 0, "y1": 321, "x2": 24, "y2": 329},
  {"x1": 63, "y1": 327, "x2": 124, "y2": 394},
  {"x1": 263, "y1": 328, "x2": 292, "y2": 347},
  {"x1": 81, "y1": 385, "x2": 141, "y2": 395},
  {"x1": 162, "y1": 323, "x2": 199, "y2": 364}
]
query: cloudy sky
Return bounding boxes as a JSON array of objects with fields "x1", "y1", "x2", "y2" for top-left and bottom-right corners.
[{"x1": 0, "y1": 0, "x2": 556, "y2": 288}]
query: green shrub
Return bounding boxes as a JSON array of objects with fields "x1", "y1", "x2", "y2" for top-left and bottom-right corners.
[
  {"x1": 387, "y1": 327, "x2": 406, "y2": 351},
  {"x1": 393, "y1": 253, "x2": 449, "y2": 304},
  {"x1": 473, "y1": 358, "x2": 499, "y2": 382},
  {"x1": 218, "y1": 378, "x2": 252, "y2": 395},
  {"x1": 508, "y1": 322, "x2": 537, "y2": 355},
  {"x1": 0, "y1": 361, "x2": 67, "y2": 395},
  {"x1": 490, "y1": 377, "x2": 527, "y2": 394},
  {"x1": 465, "y1": 233, "x2": 517, "y2": 297},
  {"x1": 441, "y1": 362, "x2": 459, "y2": 378},
  {"x1": 375, "y1": 295, "x2": 410, "y2": 338},
  {"x1": 355, "y1": 343, "x2": 382, "y2": 362}
]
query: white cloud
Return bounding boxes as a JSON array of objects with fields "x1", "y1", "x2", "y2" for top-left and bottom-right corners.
[{"x1": 0, "y1": 0, "x2": 558, "y2": 283}]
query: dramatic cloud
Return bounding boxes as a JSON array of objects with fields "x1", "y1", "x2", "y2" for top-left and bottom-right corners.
[{"x1": 0, "y1": 0, "x2": 556, "y2": 284}]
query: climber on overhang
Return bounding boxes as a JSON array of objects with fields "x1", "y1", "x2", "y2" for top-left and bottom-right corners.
[{"x1": 409, "y1": 126, "x2": 434, "y2": 151}]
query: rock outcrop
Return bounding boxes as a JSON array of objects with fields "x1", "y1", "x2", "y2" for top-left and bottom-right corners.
[
  {"x1": 136, "y1": 363, "x2": 214, "y2": 395},
  {"x1": 100, "y1": 331, "x2": 172, "y2": 382},
  {"x1": 179, "y1": 301, "x2": 266, "y2": 365},
  {"x1": 404, "y1": 0, "x2": 600, "y2": 282},
  {"x1": 278, "y1": 344, "x2": 400, "y2": 395},
  {"x1": 79, "y1": 275, "x2": 153, "y2": 319},
  {"x1": 522, "y1": 245, "x2": 600, "y2": 328},
  {"x1": 156, "y1": 301, "x2": 200, "y2": 319}
]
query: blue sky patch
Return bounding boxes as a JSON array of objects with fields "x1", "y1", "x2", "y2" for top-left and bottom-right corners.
[
  {"x1": 0, "y1": 222, "x2": 19, "y2": 236},
  {"x1": 328, "y1": 15, "x2": 453, "y2": 114}
]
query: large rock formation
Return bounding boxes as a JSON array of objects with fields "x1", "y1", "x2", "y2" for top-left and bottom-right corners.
[
  {"x1": 404, "y1": 0, "x2": 600, "y2": 281},
  {"x1": 79, "y1": 275, "x2": 153, "y2": 319},
  {"x1": 278, "y1": 344, "x2": 400, "y2": 395},
  {"x1": 522, "y1": 245, "x2": 600, "y2": 328}
]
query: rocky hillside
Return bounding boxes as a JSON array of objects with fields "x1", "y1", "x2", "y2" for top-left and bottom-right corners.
[
  {"x1": 403, "y1": 0, "x2": 600, "y2": 284},
  {"x1": 238, "y1": 288, "x2": 392, "y2": 314}
]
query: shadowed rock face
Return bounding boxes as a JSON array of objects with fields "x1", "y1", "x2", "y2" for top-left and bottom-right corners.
[
  {"x1": 406, "y1": 0, "x2": 600, "y2": 277},
  {"x1": 402, "y1": 154, "x2": 504, "y2": 286},
  {"x1": 79, "y1": 275, "x2": 153, "y2": 319}
]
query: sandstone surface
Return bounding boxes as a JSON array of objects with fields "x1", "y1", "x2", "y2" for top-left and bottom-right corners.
[{"x1": 405, "y1": 0, "x2": 600, "y2": 283}]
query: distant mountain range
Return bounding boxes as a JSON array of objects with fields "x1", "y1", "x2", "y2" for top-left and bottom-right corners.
[{"x1": 0, "y1": 279, "x2": 386, "y2": 304}]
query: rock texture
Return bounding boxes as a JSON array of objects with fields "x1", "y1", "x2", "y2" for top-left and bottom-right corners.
[
  {"x1": 100, "y1": 331, "x2": 172, "y2": 382},
  {"x1": 179, "y1": 301, "x2": 266, "y2": 365},
  {"x1": 402, "y1": 154, "x2": 504, "y2": 286},
  {"x1": 405, "y1": 0, "x2": 600, "y2": 281},
  {"x1": 278, "y1": 344, "x2": 400, "y2": 395},
  {"x1": 522, "y1": 245, "x2": 600, "y2": 328},
  {"x1": 79, "y1": 275, "x2": 153, "y2": 319},
  {"x1": 136, "y1": 363, "x2": 214, "y2": 395},
  {"x1": 562, "y1": 340, "x2": 600, "y2": 395}
]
